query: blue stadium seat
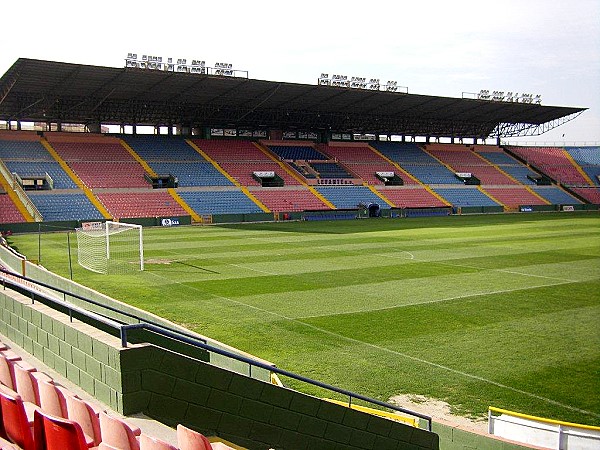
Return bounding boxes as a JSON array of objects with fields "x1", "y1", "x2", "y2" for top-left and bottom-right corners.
[
  {"x1": 178, "y1": 190, "x2": 263, "y2": 215},
  {"x1": 311, "y1": 162, "x2": 352, "y2": 178},
  {"x1": 400, "y1": 164, "x2": 463, "y2": 185},
  {"x1": 4, "y1": 161, "x2": 78, "y2": 189},
  {"x1": 316, "y1": 186, "x2": 392, "y2": 209},
  {"x1": 566, "y1": 146, "x2": 600, "y2": 165},
  {"x1": 267, "y1": 145, "x2": 328, "y2": 161},
  {"x1": 433, "y1": 187, "x2": 500, "y2": 207},
  {"x1": 28, "y1": 193, "x2": 103, "y2": 221},
  {"x1": 0, "y1": 140, "x2": 54, "y2": 161},
  {"x1": 123, "y1": 136, "x2": 206, "y2": 161},
  {"x1": 148, "y1": 162, "x2": 232, "y2": 187},
  {"x1": 531, "y1": 186, "x2": 582, "y2": 204}
]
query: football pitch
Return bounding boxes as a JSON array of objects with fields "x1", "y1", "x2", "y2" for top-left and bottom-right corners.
[{"x1": 7, "y1": 212, "x2": 600, "y2": 426}]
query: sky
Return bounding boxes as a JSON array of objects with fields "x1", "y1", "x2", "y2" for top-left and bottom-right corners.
[{"x1": 1, "y1": 0, "x2": 599, "y2": 143}]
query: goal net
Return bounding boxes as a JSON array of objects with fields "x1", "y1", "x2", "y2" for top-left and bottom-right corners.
[{"x1": 75, "y1": 221, "x2": 144, "y2": 274}]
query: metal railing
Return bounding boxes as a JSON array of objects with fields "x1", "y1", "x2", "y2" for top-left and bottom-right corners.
[
  {"x1": 0, "y1": 160, "x2": 42, "y2": 221},
  {"x1": 0, "y1": 267, "x2": 433, "y2": 431}
]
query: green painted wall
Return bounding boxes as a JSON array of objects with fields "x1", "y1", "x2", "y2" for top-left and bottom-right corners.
[{"x1": 0, "y1": 287, "x2": 439, "y2": 450}]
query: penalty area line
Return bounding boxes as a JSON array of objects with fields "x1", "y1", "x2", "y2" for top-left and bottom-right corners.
[
  {"x1": 297, "y1": 279, "x2": 578, "y2": 319},
  {"x1": 297, "y1": 320, "x2": 600, "y2": 419},
  {"x1": 225, "y1": 263, "x2": 279, "y2": 276},
  {"x1": 142, "y1": 269, "x2": 597, "y2": 419}
]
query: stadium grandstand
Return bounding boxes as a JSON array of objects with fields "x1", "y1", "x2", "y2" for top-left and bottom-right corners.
[{"x1": 0, "y1": 58, "x2": 598, "y2": 450}]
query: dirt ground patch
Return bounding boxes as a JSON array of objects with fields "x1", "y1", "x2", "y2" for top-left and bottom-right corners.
[
  {"x1": 144, "y1": 258, "x2": 174, "y2": 265},
  {"x1": 390, "y1": 394, "x2": 488, "y2": 433}
]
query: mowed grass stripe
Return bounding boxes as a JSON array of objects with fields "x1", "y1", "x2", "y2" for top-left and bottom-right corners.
[
  {"x1": 232, "y1": 262, "x2": 591, "y2": 319},
  {"x1": 143, "y1": 235, "x2": 597, "y2": 284},
  {"x1": 6, "y1": 212, "x2": 599, "y2": 426}
]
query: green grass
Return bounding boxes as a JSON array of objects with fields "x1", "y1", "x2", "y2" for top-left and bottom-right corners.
[{"x1": 7, "y1": 212, "x2": 600, "y2": 425}]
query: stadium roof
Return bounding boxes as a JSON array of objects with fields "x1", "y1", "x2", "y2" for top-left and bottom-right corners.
[{"x1": 0, "y1": 58, "x2": 586, "y2": 138}]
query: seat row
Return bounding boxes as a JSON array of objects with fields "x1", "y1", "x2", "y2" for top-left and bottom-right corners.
[{"x1": 0, "y1": 342, "x2": 234, "y2": 450}]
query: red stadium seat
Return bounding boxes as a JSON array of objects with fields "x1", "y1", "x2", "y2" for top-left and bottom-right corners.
[
  {"x1": 0, "y1": 386, "x2": 36, "y2": 450},
  {"x1": 33, "y1": 409, "x2": 93, "y2": 450},
  {"x1": 139, "y1": 434, "x2": 178, "y2": 450},
  {"x1": 176, "y1": 424, "x2": 212, "y2": 450},
  {"x1": 65, "y1": 394, "x2": 102, "y2": 446},
  {"x1": 98, "y1": 412, "x2": 140, "y2": 450}
]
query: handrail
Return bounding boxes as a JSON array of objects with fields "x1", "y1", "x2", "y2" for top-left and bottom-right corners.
[
  {"x1": 0, "y1": 266, "x2": 207, "y2": 345},
  {"x1": 120, "y1": 322, "x2": 433, "y2": 430},
  {"x1": 0, "y1": 267, "x2": 433, "y2": 431},
  {"x1": 0, "y1": 160, "x2": 42, "y2": 221}
]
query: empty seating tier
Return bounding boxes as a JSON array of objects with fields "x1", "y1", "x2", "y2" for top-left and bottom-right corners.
[
  {"x1": 0, "y1": 140, "x2": 55, "y2": 161},
  {"x1": 145, "y1": 162, "x2": 232, "y2": 187},
  {"x1": 0, "y1": 138, "x2": 77, "y2": 190},
  {"x1": 96, "y1": 192, "x2": 188, "y2": 219},
  {"x1": 566, "y1": 146, "x2": 600, "y2": 165},
  {"x1": 487, "y1": 165, "x2": 539, "y2": 185},
  {"x1": 426, "y1": 145, "x2": 519, "y2": 185},
  {"x1": 530, "y1": 186, "x2": 582, "y2": 204},
  {"x1": 266, "y1": 145, "x2": 328, "y2": 161},
  {"x1": 316, "y1": 186, "x2": 391, "y2": 209},
  {"x1": 508, "y1": 146, "x2": 591, "y2": 186},
  {"x1": 49, "y1": 137, "x2": 151, "y2": 189},
  {"x1": 319, "y1": 143, "x2": 385, "y2": 163},
  {"x1": 571, "y1": 187, "x2": 600, "y2": 203},
  {"x1": 178, "y1": 190, "x2": 263, "y2": 215},
  {"x1": 378, "y1": 187, "x2": 449, "y2": 208},
  {"x1": 192, "y1": 140, "x2": 266, "y2": 161},
  {"x1": 192, "y1": 140, "x2": 300, "y2": 186},
  {"x1": 566, "y1": 146, "x2": 600, "y2": 186},
  {"x1": 3, "y1": 161, "x2": 78, "y2": 190},
  {"x1": 433, "y1": 187, "x2": 500, "y2": 207},
  {"x1": 342, "y1": 163, "x2": 419, "y2": 185},
  {"x1": 123, "y1": 136, "x2": 207, "y2": 161},
  {"x1": 28, "y1": 193, "x2": 103, "y2": 221},
  {"x1": 482, "y1": 187, "x2": 547, "y2": 207},
  {"x1": 310, "y1": 162, "x2": 352, "y2": 179},
  {"x1": 249, "y1": 188, "x2": 332, "y2": 212},
  {"x1": 0, "y1": 195, "x2": 25, "y2": 223},
  {"x1": 372, "y1": 142, "x2": 439, "y2": 165},
  {"x1": 67, "y1": 162, "x2": 150, "y2": 189},
  {"x1": 398, "y1": 164, "x2": 464, "y2": 185}
]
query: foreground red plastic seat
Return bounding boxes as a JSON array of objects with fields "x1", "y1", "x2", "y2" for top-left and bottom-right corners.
[
  {"x1": 98, "y1": 411, "x2": 140, "y2": 450},
  {"x1": 176, "y1": 424, "x2": 235, "y2": 450},
  {"x1": 65, "y1": 393, "x2": 101, "y2": 446},
  {"x1": 33, "y1": 409, "x2": 95, "y2": 450},
  {"x1": 0, "y1": 386, "x2": 35, "y2": 450},
  {"x1": 36, "y1": 380, "x2": 69, "y2": 419},
  {"x1": 177, "y1": 424, "x2": 212, "y2": 450},
  {"x1": 139, "y1": 434, "x2": 178, "y2": 450}
]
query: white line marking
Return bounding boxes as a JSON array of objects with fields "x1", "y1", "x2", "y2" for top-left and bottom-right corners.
[
  {"x1": 431, "y1": 259, "x2": 578, "y2": 283},
  {"x1": 297, "y1": 321, "x2": 600, "y2": 419},
  {"x1": 297, "y1": 280, "x2": 579, "y2": 319},
  {"x1": 142, "y1": 267, "x2": 598, "y2": 419},
  {"x1": 375, "y1": 251, "x2": 415, "y2": 260},
  {"x1": 225, "y1": 263, "x2": 278, "y2": 276}
]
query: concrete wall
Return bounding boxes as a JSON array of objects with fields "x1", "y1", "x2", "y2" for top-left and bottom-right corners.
[{"x1": 0, "y1": 286, "x2": 439, "y2": 450}]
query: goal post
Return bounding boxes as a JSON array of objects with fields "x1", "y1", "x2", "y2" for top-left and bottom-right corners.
[{"x1": 75, "y1": 221, "x2": 143, "y2": 274}]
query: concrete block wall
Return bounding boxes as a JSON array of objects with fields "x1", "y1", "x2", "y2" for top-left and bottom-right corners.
[
  {"x1": 0, "y1": 286, "x2": 124, "y2": 412},
  {"x1": 0, "y1": 287, "x2": 439, "y2": 450},
  {"x1": 124, "y1": 343, "x2": 439, "y2": 450}
]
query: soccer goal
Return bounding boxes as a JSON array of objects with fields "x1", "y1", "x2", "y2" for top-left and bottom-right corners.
[{"x1": 75, "y1": 221, "x2": 143, "y2": 274}]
